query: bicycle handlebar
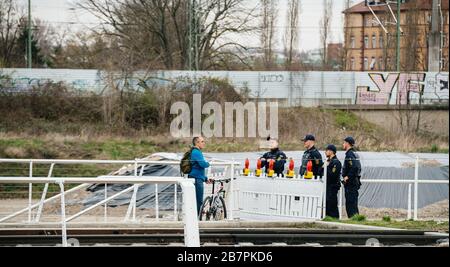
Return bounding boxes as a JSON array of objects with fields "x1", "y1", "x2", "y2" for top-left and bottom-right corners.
[{"x1": 209, "y1": 178, "x2": 232, "y2": 184}]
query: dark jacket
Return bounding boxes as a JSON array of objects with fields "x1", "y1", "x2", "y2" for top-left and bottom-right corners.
[
  {"x1": 327, "y1": 156, "x2": 342, "y2": 188},
  {"x1": 342, "y1": 148, "x2": 362, "y2": 187},
  {"x1": 300, "y1": 146, "x2": 324, "y2": 178},
  {"x1": 261, "y1": 148, "x2": 287, "y2": 175},
  {"x1": 188, "y1": 147, "x2": 210, "y2": 181}
]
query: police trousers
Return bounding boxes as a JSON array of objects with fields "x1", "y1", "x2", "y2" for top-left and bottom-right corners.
[
  {"x1": 344, "y1": 185, "x2": 360, "y2": 218},
  {"x1": 326, "y1": 185, "x2": 340, "y2": 219}
]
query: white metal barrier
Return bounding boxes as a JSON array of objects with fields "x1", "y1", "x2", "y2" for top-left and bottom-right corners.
[{"x1": 233, "y1": 175, "x2": 326, "y2": 220}]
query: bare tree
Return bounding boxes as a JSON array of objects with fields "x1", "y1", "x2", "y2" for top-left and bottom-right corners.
[
  {"x1": 284, "y1": 0, "x2": 300, "y2": 69},
  {"x1": 260, "y1": 0, "x2": 278, "y2": 70},
  {"x1": 0, "y1": 0, "x2": 23, "y2": 67},
  {"x1": 319, "y1": 0, "x2": 333, "y2": 69},
  {"x1": 78, "y1": 0, "x2": 258, "y2": 71}
]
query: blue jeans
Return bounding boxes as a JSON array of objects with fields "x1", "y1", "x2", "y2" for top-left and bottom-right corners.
[{"x1": 191, "y1": 177, "x2": 204, "y2": 216}]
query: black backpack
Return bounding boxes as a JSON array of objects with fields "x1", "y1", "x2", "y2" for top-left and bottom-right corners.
[{"x1": 180, "y1": 147, "x2": 194, "y2": 175}]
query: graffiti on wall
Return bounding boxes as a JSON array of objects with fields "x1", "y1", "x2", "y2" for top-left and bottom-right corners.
[
  {"x1": 0, "y1": 70, "x2": 105, "y2": 92},
  {"x1": 356, "y1": 72, "x2": 449, "y2": 105},
  {"x1": 1, "y1": 69, "x2": 449, "y2": 106}
]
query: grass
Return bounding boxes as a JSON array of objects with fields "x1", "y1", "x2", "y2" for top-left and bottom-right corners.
[
  {"x1": 351, "y1": 214, "x2": 367, "y2": 222},
  {"x1": 322, "y1": 217, "x2": 449, "y2": 233}
]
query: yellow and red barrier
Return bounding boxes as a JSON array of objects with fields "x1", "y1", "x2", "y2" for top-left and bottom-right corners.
[
  {"x1": 267, "y1": 159, "x2": 275, "y2": 177},
  {"x1": 286, "y1": 158, "x2": 295, "y2": 178},
  {"x1": 243, "y1": 158, "x2": 250, "y2": 176},
  {"x1": 304, "y1": 160, "x2": 314, "y2": 179},
  {"x1": 255, "y1": 158, "x2": 262, "y2": 177}
]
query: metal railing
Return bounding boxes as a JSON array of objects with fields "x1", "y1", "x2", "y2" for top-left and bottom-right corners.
[
  {"x1": 0, "y1": 158, "x2": 240, "y2": 247},
  {"x1": 0, "y1": 175, "x2": 200, "y2": 247},
  {"x1": 338, "y1": 157, "x2": 449, "y2": 220}
]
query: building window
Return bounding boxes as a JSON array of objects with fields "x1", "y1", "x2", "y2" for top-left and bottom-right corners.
[
  {"x1": 370, "y1": 57, "x2": 376, "y2": 70},
  {"x1": 364, "y1": 57, "x2": 369, "y2": 70},
  {"x1": 350, "y1": 57, "x2": 355, "y2": 70},
  {"x1": 379, "y1": 35, "x2": 384, "y2": 48},
  {"x1": 351, "y1": 36, "x2": 355, "y2": 48},
  {"x1": 387, "y1": 57, "x2": 391, "y2": 70},
  {"x1": 364, "y1": 36, "x2": 369, "y2": 48},
  {"x1": 372, "y1": 34, "x2": 377, "y2": 48},
  {"x1": 378, "y1": 57, "x2": 383, "y2": 70}
]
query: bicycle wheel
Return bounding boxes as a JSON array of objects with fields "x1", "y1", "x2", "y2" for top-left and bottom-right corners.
[
  {"x1": 199, "y1": 196, "x2": 212, "y2": 221},
  {"x1": 212, "y1": 196, "x2": 227, "y2": 221}
]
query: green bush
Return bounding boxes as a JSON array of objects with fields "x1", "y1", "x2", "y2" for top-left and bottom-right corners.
[
  {"x1": 431, "y1": 144, "x2": 439, "y2": 153},
  {"x1": 382, "y1": 216, "x2": 391, "y2": 222},
  {"x1": 334, "y1": 110, "x2": 359, "y2": 130}
]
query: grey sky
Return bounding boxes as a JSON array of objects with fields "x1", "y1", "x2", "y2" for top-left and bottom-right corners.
[{"x1": 17, "y1": 0, "x2": 354, "y2": 52}]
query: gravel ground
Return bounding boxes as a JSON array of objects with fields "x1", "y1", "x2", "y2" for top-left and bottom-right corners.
[{"x1": 356, "y1": 200, "x2": 449, "y2": 220}]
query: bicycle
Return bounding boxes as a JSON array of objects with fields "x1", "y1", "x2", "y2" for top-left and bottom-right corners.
[{"x1": 199, "y1": 178, "x2": 230, "y2": 221}]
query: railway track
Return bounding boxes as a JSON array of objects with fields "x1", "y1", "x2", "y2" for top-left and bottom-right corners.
[{"x1": 0, "y1": 228, "x2": 448, "y2": 247}]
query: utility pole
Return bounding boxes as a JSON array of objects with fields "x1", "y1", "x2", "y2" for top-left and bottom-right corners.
[
  {"x1": 396, "y1": 0, "x2": 401, "y2": 72},
  {"x1": 27, "y1": 0, "x2": 32, "y2": 69},
  {"x1": 428, "y1": 0, "x2": 441, "y2": 71},
  {"x1": 187, "y1": 0, "x2": 201, "y2": 71}
]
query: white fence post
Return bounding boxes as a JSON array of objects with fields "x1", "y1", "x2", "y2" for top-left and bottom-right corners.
[
  {"x1": 35, "y1": 163, "x2": 55, "y2": 222},
  {"x1": 227, "y1": 158, "x2": 235, "y2": 220},
  {"x1": 155, "y1": 184, "x2": 159, "y2": 221},
  {"x1": 322, "y1": 160, "x2": 328, "y2": 219},
  {"x1": 174, "y1": 184, "x2": 178, "y2": 221},
  {"x1": 414, "y1": 156, "x2": 419, "y2": 221},
  {"x1": 339, "y1": 188, "x2": 343, "y2": 220},
  {"x1": 28, "y1": 161, "x2": 33, "y2": 223},
  {"x1": 180, "y1": 180, "x2": 200, "y2": 247},
  {"x1": 407, "y1": 183, "x2": 412, "y2": 220},
  {"x1": 58, "y1": 181, "x2": 68, "y2": 247},
  {"x1": 104, "y1": 183, "x2": 108, "y2": 223}
]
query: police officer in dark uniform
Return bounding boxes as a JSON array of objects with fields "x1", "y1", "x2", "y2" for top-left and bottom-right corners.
[
  {"x1": 342, "y1": 136, "x2": 362, "y2": 218},
  {"x1": 260, "y1": 138, "x2": 287, "y2": 177},
  {"x1": 325, "y1": 144, "x2": 341, "y2": 219},
  {"x1": 300, "y1": 134, "x2": 324, "y2": 179}
]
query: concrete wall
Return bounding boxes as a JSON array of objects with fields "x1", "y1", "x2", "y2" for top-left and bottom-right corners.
[{"x1": 1, "y1": 68, "x2": 448, "y2": 107}]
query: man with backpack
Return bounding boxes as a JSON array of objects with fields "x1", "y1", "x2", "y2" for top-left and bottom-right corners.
[{"x1": 180, "y1": 136, "x2": 211, "y2": 216}]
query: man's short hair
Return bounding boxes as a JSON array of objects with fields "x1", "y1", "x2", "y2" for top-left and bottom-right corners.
[{"x1": 192, "y1": 136, "x2": 201, "y2": 146}]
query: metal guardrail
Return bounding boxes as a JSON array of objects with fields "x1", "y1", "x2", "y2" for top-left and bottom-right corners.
[
  {"x1": 0, "y1": 158, "x2": 240, "y2": 247},
  {"x1": 338, "y1": 157, "x2": 449, "y2": 220},
  {"x1": 0, "y1": 156, "x2": 448, "y2": 247},
  {"x1": 0, "y1": 176, "x2": 200, "y2": 247}
]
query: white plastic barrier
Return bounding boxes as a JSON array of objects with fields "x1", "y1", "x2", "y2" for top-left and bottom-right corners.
[{"x1": 233, "y1": 175, "x2": 325, "y2": 221}]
